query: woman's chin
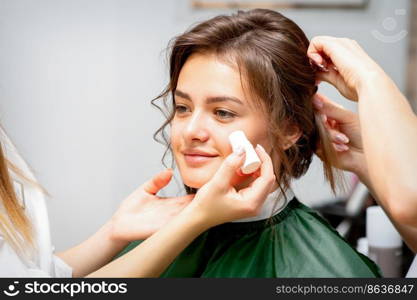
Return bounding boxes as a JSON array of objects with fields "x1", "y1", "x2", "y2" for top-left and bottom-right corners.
[
  {"x1": 182, "y1": 176, "x2": 209, "y2": 189},
  {"x1": 183, "y1": 180, "x2": 204, "y2": 189},
  {"x1": 178, "y1": 164, "x2": 219, "y2": 189}
]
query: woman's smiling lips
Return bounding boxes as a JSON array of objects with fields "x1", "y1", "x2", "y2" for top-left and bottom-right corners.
[{"x1": 182, "y1": 149, "x2": 219, "y2": 166}]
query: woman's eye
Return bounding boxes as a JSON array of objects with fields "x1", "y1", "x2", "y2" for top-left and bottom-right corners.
[
  {"x1": 175, "y1": 105, "x2": 190, "y2": 114},
  {"x1": 215, "y1": 109, "x2": 236, "y2": 120}
]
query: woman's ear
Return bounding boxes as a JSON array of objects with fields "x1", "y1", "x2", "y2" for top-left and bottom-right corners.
[{"x1": 283, "y1": 125, "x2": 302, "y2": 150}]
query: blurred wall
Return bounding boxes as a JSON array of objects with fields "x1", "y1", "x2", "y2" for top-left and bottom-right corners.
[{"x1": 0, "y1": 0, "x2": 410, "y2": 250}]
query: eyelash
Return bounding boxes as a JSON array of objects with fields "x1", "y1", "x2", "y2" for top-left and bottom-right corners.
[
  {"x1": 174, "y1": 104, "x2": 190, "y2": 114},
  {"x1": 174, "y1": 105, "x2": 236, "y2": 120},
  {"x1": 215, "y1": 109, "x2": 236, "y2": 120}
]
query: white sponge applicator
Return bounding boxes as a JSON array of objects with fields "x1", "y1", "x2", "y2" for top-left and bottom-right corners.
[{"x1": 228, "y1": 130, "x2": 261, "y2": 174}]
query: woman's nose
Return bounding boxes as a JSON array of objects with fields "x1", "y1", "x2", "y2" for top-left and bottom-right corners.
[{"x1": 183, "y1": 112, "x2": 209, "y2": 143}]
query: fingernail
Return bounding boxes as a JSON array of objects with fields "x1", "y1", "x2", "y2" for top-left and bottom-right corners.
[
  {"x1": 309, "y1": 54, "x2": 329, "y2": 72},
  {"x1": 321, "y1": 59, "x2": 329, "y2": 70},
  {"x1": 318, "y1": 64, "x2": 329, "y2": 72},
  {"x1": 234, "y1": 146, "x2": 245, "y2": 156},
  {"x1": 309, "y1": 53, "x2": 322, "y2": 66},
  {"x1": 313, "y1": 96, "x2": 323, "y2": 109},
  {"x1": 334, "y1": 143, "x2": 349, "y2": 152},
  {"x1": 336, "y1": 134, "x2": 349, "y2": 144},
  {"x1": 321, "y1": 114, "x2": 327, "y2": 123}
]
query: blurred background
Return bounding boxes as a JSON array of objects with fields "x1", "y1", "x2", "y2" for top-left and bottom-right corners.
[{"x1": 0, "y1": 0, "x2": 413, "y2": 269}]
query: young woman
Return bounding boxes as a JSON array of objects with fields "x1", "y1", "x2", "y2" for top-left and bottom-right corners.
[{"x1": 119, "y1": 9, "x2": 381, "y2": 277}]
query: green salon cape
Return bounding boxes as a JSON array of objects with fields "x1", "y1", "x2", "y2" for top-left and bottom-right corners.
[{"x1": 118, "y1": 198, "x2": 381, "y2": 277}]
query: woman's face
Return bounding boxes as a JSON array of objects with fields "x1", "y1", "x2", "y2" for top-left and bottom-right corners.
[{"x1": 170, "y1": 52, "x2": 271, "y2": 189}]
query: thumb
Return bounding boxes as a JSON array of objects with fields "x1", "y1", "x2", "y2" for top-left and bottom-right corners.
[
  {"x1": 142, "y1": 169, "x2": 173, "y2": 195},
  {"x1": 313, "y1": 93, "x2": 355, "y2": 124},
  {"x1": 317, "y1": 67, "x2": 343, "y2": 89},
  {"x1": 211, "y1": 147, "x2": 246, "y2": 190},
  {"x1": 317, "y1": 69, "x2": 358, "y2": 101}
]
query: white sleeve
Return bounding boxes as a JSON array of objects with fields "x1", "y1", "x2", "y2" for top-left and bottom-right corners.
[
  {"x1": 0, "y1": 237, "x2": 72, "y2": 277},
  {"x1": 51, "y1": 255, "x2": 73, "y2": 278},
  {"x1": 0, "y1": 236, "x2": 31, "y2": 277},
  {"x1": 26, "y1": 255, "x2": 72, "y2": 277},
  {"x1": 0, "y1": 236, "x2": 59, "y2": 278}
]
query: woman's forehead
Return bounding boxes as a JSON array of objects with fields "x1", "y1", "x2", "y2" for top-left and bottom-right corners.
[{"x1": 177, "y1": 52, "x2": 255, "y2": 106}]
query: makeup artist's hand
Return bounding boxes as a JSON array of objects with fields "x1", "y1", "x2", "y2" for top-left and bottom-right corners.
[
  {"x1": 313, "y1": 93, "x2": 371, "y2": 183},
  {"x1": 185, "y1": 144, "x2": 275, "y2": 229},
  {"x1": 108, "y1": 169, "x2": 194, "y2": 242},
  {"x1": 307, "y1": 36, "x2": 386, "y2": 101}
]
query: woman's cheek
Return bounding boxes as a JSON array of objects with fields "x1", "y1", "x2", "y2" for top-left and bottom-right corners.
[{"x1": 170, "y1": 123, "x2": 181, "y2": 150}]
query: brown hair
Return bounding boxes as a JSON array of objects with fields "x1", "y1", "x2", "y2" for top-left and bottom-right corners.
[{"x1": 152, "y1": 9, "x2": 341, "y2": 196}]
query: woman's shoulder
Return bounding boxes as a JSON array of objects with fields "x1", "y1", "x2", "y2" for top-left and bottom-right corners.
[
  {"x1": 202, "y1": 198, "x2": 382, "y2": 277},
  {"x1": 264, "y1": 199, "x2": 382, "y2": 277}
]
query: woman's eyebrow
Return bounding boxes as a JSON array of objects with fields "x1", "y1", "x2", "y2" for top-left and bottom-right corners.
[
  {"x1": 206, "y1": 96, "x2": 243, "y2": 106},
  {"x1": 175, "y1": 89, "x2": 243, "y2": 106},
  {"x1": 174, "y1": 89, "x2": 191, "y2": 100}
]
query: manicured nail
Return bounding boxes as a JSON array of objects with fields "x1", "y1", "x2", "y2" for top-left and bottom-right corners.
[
  {"x1": 309, "y1": 53, "x2": 322, "y2": 66},
  {"x1": 318, "y1": 64, "x2": 329, "y2": 72},
  {"x1": 336, "y1": 134, "x2": 349, "y2": 144},
  {"x1": 334, "y1": 143, "x2": 349, "y2": 152},
  {"x1": 341, "y1": 144, "x2": 349, "y2": 151},
  {"x1": 309, "y1": 53, "x2": 329, "y2": 72},
  {"x1": 313, "y1": 96, "x2": 323, "y2": 109}
]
